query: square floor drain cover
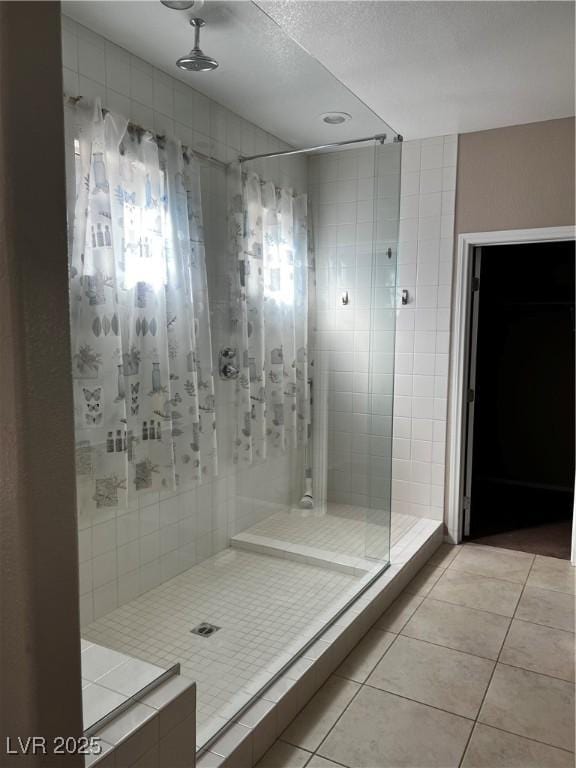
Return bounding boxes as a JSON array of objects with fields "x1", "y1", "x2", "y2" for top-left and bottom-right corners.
[{"x1": 191, "y1": 622, "x2": 221, "y2": 637}]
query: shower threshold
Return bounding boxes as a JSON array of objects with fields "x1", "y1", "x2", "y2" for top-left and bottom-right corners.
[{"x1": 82, "y1": 507, "x2": 431, "y2": 751}]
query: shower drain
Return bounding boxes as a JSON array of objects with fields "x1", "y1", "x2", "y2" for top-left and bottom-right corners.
[{"x1": 191, "y1": 622, "x2": 221, "y2": 638}]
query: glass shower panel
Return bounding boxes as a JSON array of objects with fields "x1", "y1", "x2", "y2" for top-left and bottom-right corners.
[
  {"x1": 365, "y1": 140, "x2": 401, "y2": 562},
  {"x1": 223, "y1": 149, "x2": 309, "y2": 547},
  {"x1": 306, "y1": 140, "x2": 396, "y2": 571}
]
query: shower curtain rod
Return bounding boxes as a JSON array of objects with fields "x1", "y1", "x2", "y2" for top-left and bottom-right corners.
[
  {"x1": 238, "y1": 132, "x2": 400, "y2": 163},
  {"x1": 65, "y1": 96, "x2": 401, "y2": 169},
  {"x1": 64, "y1": 94, "x2": 229, "y2": 170}
]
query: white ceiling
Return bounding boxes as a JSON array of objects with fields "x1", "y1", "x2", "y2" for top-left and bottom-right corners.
[
  {"x1": 63, "y1": 0, "x2": 394, "y2": 147},
  {"x1": 64, "y1": 1, "x2": 574, "y2": 145},
  {"x1": 260, "y1": 0, "x2": 575, "y2": 139}
]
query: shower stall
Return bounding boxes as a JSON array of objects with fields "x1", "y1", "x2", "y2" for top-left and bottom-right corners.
[{"x1": 62, "y1": 0, "x2": 410, "y2": 752}]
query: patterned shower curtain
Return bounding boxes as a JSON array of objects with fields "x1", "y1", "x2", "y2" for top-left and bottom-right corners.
[
  {"x1": 69, "y1": 102, "x2": 217, "y2": 514},
  {"x1": 229, "y1": 165, "x2": 310, "y2": 464}
]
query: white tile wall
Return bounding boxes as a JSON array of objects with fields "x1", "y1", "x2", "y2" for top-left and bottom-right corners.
[
  {"x1": 308, "y1": 136, "x2": 457, "y2": 522},
  {"x1": 63, "y1": 16, "x2": 308, "y2": 626},
  {"x1": 309, "y1": 144, "x2": 401, "y2": 510},
  {"x1": 393, "y1": 135, "x2": 457, "y2": 521}
]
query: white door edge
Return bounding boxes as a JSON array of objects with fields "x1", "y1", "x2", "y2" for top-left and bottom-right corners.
[{"x1": 445, "y1": 225, "x2": 576, "y2": 565}]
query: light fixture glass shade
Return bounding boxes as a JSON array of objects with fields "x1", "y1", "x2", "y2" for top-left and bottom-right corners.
[{"x1": 160, "y1": 1, "x2": 195, "y2": 10}]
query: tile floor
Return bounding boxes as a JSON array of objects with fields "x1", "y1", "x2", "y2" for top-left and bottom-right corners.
[
  {"x1": 83, "y1": 507, "x2": 418, "y2": 748},
  {"x1": 83, "y1": 548, "x2": 369, "y2": 747},
  {"x1": 255, "y1": 544, "x2": 575, "y2": 768}
]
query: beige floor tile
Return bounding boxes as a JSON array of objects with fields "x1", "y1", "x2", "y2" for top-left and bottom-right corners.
[
  {"x1": 516, "y1": 585, "x2": 575, "y2": 633},
  {"x1": 479, "y1": 664, "x2": 575, "y2": 752},
  {"x1": 527, "y1": 556, "x2": 576, "y2": 595},
  {"x1": 428, "y1": 543, "x2": 462, "y2": 568},
  {"x1": 374, "y1": 592, "x2": 424, "y2": 633},
  {"x1": 335, "y1": 629, "x2": 395, "y2": 683},
  {"x1": 256, "y1": 741, "x2": 311, "y2": 768},
  {"x1": 404, "y1": 564, "x2": 445, "y2": 597},
  {"x1": 500, "y1": 619, "x2": 575, "y2": 682},
  {"x1": 401, "y1": 598, "x2": 510, "y2": 660},
  {"x1": 367, "y1": 635, "x2": 494, "y2": 719},
  {"x1": 429, "y1": 569, "x2": 522, "y2": 617},
  {"x1": 449, "y1": 544, "x2": 534, "y2": 584},
  {"x1": 305, "y1": 758, "x2": 342, "y2": 768},
  {"x1": 281, "y1": 676, "x2": 359, "y2": 753},
  {"x1": 462, "y1": 723, "x2": 575, "y2": 768},
  {"x1": 318, "y1": 686, "x2": 473, "y2": 768}
]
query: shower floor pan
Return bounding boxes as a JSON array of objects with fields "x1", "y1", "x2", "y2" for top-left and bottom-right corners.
[{"x1": 82, "y1": 508, "x2": 425, "y2": 750}]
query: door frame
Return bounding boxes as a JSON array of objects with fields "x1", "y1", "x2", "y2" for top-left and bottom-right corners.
[{"x1": 446, "y1": 225, "x2": 576, "y2": 563}]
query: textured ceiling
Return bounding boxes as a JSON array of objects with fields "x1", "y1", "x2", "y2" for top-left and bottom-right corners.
[
  {"x1": 259, "y1": 1, "x2": 575, "y2": 139},
  {"x1": 63, "y1": 0, "x2": 394, "y2": 147},
  {"x1": 64, "y1": 1, "x2": 575, "y2": 144}
]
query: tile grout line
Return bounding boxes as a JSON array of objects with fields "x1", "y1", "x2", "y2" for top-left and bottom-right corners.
[
  {"x1": 303, "y1": 748, "x2": 349, "y2": 768},
  {"x1": 289, "y1": 563, "x2": 455, "y2": 765},
  {"x1": 312, "y1": 647, "x2": 390, "y2": 765},
  {"x1": 496, "y1": 659, "x2": 576, "y2": 686},
  {"x1": 281, "y1": 629, "x2": 405, "y2": 760},
  {"x1": 380, "y1": 549, "x2": 573, "y2": 762},
  {"x1": 331, "y1": 626, "x2": 401, "y2": 682},
  {"x1": 399, "y1": 558, "x2": 575, "y2": 662},
  {"x1": 406, "y1": 592, "x2": 528, "y2": 629},
  {"x1": 509, "y1": 613, "x2": 576, "y2": 635},
  {"x1": 336, "y1": 560, "x2": 527, "y2": 725},
  {"x1": 457, "y1": 719, "x2": 576, "y2": 757},
  {"x1": 289, "y1": 551, "x2": 481, "y2": 764},
  {"x1": 287, "y1": 550, "x2": 510, "y2": 764},
  {"x1": 295, "y1": 547, "x2": 535, "y2": 767},
  {"x1": 358, "y1": 683, "x2": 478, "y2": 723},
  {"x1": 393, "y1": 630, "x2": 501, "y2": 664},
  {"x1": 446, "y1": 566, "x2": 533, "y2": 586},
  {"x1": 269, "y1": 546, "x2": 574, "y2": 768},
  {"x1": 405, "y1": 579, "x2": 527, "y2": 618},
  {"x1": 457, "y1": 551, "x2": 536, "y2": 767}
]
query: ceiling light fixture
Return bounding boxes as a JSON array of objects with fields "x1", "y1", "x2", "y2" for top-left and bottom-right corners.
[
  {"x1": 160, "y1": 1, "x2": 196, "y2": 9},
  {"x1": 320, "y1": 112, "x2": 352, "y2": 125}
]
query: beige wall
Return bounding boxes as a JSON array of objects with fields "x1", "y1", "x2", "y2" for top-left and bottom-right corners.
[
  {"x1": 0, "y1": 2, "x2": 83, "y2": 763},
  {"x1": 455, "y1": 117, "x2": 575, "y2": 234}
]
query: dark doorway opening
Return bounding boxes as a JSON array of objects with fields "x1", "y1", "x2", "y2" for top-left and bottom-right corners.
[{"x1": 464, "y1": 240, "x2": 575, "y2": 559}]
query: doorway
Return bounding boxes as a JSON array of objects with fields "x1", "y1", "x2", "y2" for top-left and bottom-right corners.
[{"x1": 463, "y1": 240, "x2": 575, "y2": 558}]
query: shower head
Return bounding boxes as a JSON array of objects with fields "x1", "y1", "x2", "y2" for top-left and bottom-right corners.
[{"x1": 177, "y1": 18, "x2": 219, "y2": 72}]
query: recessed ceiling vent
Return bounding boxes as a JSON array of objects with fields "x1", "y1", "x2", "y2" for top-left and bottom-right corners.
[
  {"x1": 320, "y1": 112, "x2": 352, "y2": 125},
  {"x1": 161, "y1": 1, "x2": 202, "y2": 10}
]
